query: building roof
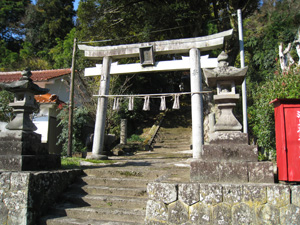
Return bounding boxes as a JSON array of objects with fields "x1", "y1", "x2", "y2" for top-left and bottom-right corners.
[
  {"x1": 35, "y1": 93, "x2": 65, "y2": 108},
  {"x1": 0, "y1": 68, "x2": 71, "y2": 83}
]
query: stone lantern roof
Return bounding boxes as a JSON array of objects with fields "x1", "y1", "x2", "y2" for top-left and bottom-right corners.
[{"x1": 203, "y1": 51, "x2": 248, "y2": 88}]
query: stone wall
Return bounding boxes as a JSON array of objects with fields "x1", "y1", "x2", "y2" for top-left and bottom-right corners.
[
  {"x1": 146, "y1": 182, "x2": 300, "y2": 224},
  {"x1": 0, "y1": 169, "x2": 82, "y2": 225}
]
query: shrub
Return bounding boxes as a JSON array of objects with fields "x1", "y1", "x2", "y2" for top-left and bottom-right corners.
[
  {"x1": 57, "y1": 105, "x2": 92, "y2": 156},
  {"x1": 0, "y1": 90, "x2": 14, "y2": 122},
  {"x1": 248, "y1": 67, "x2": 300, "y2": 159}
]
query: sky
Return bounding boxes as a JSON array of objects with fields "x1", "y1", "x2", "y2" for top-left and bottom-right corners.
[
  {"x1": 31, "y1": 0, "x2": 80, "y2": 10},
  {"x1": 74, "y1": 0, "x2": 80, "y2": 11}
]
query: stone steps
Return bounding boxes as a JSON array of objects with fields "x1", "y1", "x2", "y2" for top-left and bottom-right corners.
[
  {"x1": 78, "y1": 176, "x2": 149, "y2": 188},
  {"x1": 45, "y1": 204, "x2": 145, "y2": 224},
  {"x1": 42, "y1": 216, "x2": 142, "y2": 225},
  {"x1": 61, "y1": 193, "x2": 148, "y2": 209},
  {"x1": 72, "y1": 185, "x2": 147, "y2": 197},
  {"x1": 41, "y1": 126, "x2": 192, "y2": 224}
]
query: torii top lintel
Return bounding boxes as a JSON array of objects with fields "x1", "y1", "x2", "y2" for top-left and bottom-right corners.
[{"x1": 78, "y1": 29, "x2": 233, "y2": 60}]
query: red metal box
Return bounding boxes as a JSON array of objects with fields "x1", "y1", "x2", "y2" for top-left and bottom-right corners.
[{"x1": 271, "y1": 98, "x2": 300, "y2": 182}]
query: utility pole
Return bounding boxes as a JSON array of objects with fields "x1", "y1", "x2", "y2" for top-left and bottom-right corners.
[
  {"x1": 67, "y1": 38, "x2": 77, "y2": 157},
  {"x1": 238, "y1": 9, "x2": 248, "y2": 133}
]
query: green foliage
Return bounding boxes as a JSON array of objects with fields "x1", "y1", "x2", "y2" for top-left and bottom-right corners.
[
  {"x1": 244, "y1": 0, "x2": 300, "y2": 83},
  {"x1": 127, "y1": 134, "x2": 144, "y2": 143},
  {"x1": 0, "y1": 90, "x2": 14, "y2": 122},
  {"x1": 0, "y1": 40, "x2": 20, "y2": 71},
  {"x1": 248, "y1": 68, "x2": 300, "y2": 158},
  {"x1": 24, "y1": 0, "x2": 75, "y2": 52},
  {"x1": 244, "y1": 0, "x2": 300, "y2": 159},
  {"x1": 50, "y1": 28, "x2": 76, "y2": 69},
  {"x1": 57, "y1": 105, "x2": 92, "y2": 156},
  {"x1": 0, "y1": 0, "x2": 30, "y2": 41}
]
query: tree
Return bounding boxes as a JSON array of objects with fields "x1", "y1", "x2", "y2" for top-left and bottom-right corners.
[
  {"x1": 0, "y1": 0, "x2": 30, "y2": 71},
  {"x1": 245, "y1": 0, "x2": 300, "y2": 158},
  {"x1": 244, "y1": 0, "x2": 300, "y2": 83},
  {"x1": 24, "y1": 0, "x2": 75, "y2": 54},
  {"x1": 49, "y1": 28, "x2": 77, "y2": 69},
  {"x1": 0, "y1": 0, "x2": 30, "y2": 42}
]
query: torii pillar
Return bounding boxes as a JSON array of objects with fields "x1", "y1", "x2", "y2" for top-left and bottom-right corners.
[
  {"x1": 190, "y1": 48, "x2": 204, "y2": 158},
  {"x1": 87, "y1": 56, "x2": 111, "y2": 159}
]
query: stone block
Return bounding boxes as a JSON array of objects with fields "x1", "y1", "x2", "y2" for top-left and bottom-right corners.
[
  {"x1": 219, "y1": 162, "x2": 248, "y2": 183},
  {"x1": 4, "y1": 190, "x2": 28, "y2": 225},
  {"x1": 0, "y1": 172, "x2": 11, "y2": 190},
  {"x1": 291, "y1": 185, "x2": 300, "y2": 207},
  {"x1": 178, "y1": 183, "x2": 200, "y2": 206},
  {"x1": 0, "y1": 198, "x2": 9, "y2": 225},
  {"x1": 191, "y1": 161, "x2": 249, "y2": 183},
  {"x1": 202, "y1": 144, "x2": 258, "y2": 162},
  {"x1": 0, "y1": 140, "x2": 47, "y2": 155},
  {"x1": 248, "y1": 162, "x2": 274, "y2": 183},
  {"x1": 168, "y1": 201, "x2": 189, "y2": 224},
  {"x1": 232, "y1": 203, "x2": 255, "y2": 225},
  {"x1": 145, "y1": 220, "x2": 168, "y2": 225},
  {"x1": 147, "y1": 182, "x2": 177, "y2": 204},
  {"x1": 255, "y1": 204, "x2": 280, "y2": 225},
  {"x1": 223, "y1": 184, "x2": 243, "y2": 205},
  {"x1": 10, "y1": 172, "x2": 30, "y2": 191},
  {"x1": 267, "y1": 185, "x2": 290, "y2": 207},
  {"x1": 212, "y1": 203, "x2": 231, "y2": 225},
  {"x1": 0, "y1": 155, "x2": 60, "y2": 171},
  {"x1": 145, "y1": 200, "x2": 168, "y2": 222},
  {"x1": 189, "y1": 202, "x2": 212, "y2": 224},
  {"x1": 280, "y1": 204, "x2": 300, "y2": 225},
  {"x1": 243, "y1": 184, "x2": 267, "y2": 206},
  {"x1": 0, "y1": 155, "x2": 23, "y2": 171},
  {"x1": 0, "y1": 130, "x2": 41, "y2": 143},
  {"x1": 208, "y1": 132, "x2": 249, "y2": 144},
  {"x1": 199, "y1": 184, "x2": 223, "y2": 205},
  {"x1": 190, "y1": 160, "x2": 219, "y2": 182}
]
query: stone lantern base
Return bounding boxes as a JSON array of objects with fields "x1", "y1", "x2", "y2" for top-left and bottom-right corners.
[
  {"x1": 190, "y1": 132, "x2": 275, "y2": 183},
  {"x1": 0, "y1": 130, "x2": 60, "y2": 171}
]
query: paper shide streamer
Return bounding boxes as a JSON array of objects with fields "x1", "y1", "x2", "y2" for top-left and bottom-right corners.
[
  {"x1": 172, "y1": 94, "x2": 180, "y2": 109},
  {"x1": 113, "y1": 97, "x2": 120, "y2": 111},
  {"x1": 143, "y1": 96, "x2": 150, "y2": 111},
  {"x1": 128, "y1": 97, "x2": 134, "y2": 111},
  {"x1": 160, "y1": 96, "x2": 166, "y2": 111}
]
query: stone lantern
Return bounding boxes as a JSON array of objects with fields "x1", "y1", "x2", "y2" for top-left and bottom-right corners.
[
  {"x1": 203, "y1": 51, "x2": 248, "y2": 133},
  {"x1": 0, "y1": 69, "x2": 61, "y2": 171},
  {"x1": 190, "y1": 52, "x2": 274, "y2": 184},
  {"x1": 4, "y1": 69, "x2": 49, "y2": 131}
]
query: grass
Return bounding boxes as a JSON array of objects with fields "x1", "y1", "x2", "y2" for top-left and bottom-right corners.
[
  {"x1": 127, "y1": 134, "x2": 145, "y2": 142},
  {"x1": 61, "y1": 157, "x2": 116, "y2": 169},
  {"x1": 118, "y1": 171, "x2": 143, "y2": 177}
]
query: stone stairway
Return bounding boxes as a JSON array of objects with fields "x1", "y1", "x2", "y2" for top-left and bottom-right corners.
[{"x1": 40, "y1": 126, "x2": 192, "y2": 225}]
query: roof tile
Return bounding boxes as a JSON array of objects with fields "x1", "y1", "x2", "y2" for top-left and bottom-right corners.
[{"x1": 0, "y1": 69, "x2": 71, "y2": 83}]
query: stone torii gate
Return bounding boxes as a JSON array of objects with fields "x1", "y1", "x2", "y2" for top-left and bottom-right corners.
[{"x1": 78, "y1": 29, "x2": 233, "y2": 160}]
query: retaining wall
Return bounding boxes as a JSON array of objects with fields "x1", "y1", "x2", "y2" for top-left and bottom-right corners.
[
  {"x1": 0, "y1": 169, "x2": 82, "y2": 225},
  {"x1": 146, "y1": 182, "x2": 300, "y2": 224}
]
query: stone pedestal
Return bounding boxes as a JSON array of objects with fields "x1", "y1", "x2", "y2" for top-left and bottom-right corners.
[
  {"x1": 0, "y1": 130, "x2": 60, "y2": 171},
  {"x1": 190, "y1": 132, "x2": 274, "y2": 183}
]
